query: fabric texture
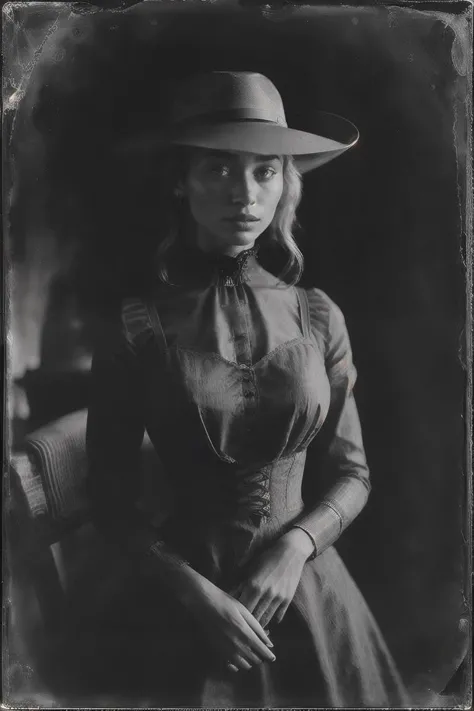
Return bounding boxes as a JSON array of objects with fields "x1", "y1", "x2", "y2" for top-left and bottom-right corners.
[
  {"x1": 85, "y1": 245, "x2": 408, "y2": 707},
  {"x1": 18, "y1": 410, "x2": 89, "y2": 527},
  {"x1": 11, "y1": 451, "x2": 48, "y2": 520}
]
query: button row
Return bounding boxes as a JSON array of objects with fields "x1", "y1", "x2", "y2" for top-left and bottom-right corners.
[{"x1": 240, "y1": 363, "x2": 254, "y2": 398}]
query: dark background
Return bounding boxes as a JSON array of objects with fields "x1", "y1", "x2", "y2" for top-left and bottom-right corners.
[{"x1": 5, "y1": 0, "x2": 470, "y2": 704}]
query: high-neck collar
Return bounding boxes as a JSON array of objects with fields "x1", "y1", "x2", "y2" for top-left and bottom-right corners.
[
  {"x1": 168, "y1": 242, "x2": 261, "y2": 287},
  {"x1": 202, "y1": 246, "x2": 260, "y2": 286}
]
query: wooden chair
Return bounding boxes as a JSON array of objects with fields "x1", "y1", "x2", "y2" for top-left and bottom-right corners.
[{"x1": 7, "y1": 409, "x2": 168, "y2": 705}]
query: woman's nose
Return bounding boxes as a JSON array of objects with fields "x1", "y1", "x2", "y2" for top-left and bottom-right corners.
[{"x1": 230, "y1": 175, "x2": 257, "y2": 206}]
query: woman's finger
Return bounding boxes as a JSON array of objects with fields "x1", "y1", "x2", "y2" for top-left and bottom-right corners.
[
  {"x1": 238, "y1": 585, "x2": 262, "y2": 614},
  {"x1": 259, "y1": 599, "x2": 282, "y2": 630},
  {"x1": 274, "y1": 600, "x2": 291, "y2": 625},
  {"x1": 239, "y1": 645, "x2": 264, "y2": 667},
  {"x1": 239, "y1": 611, "x2": 276, "y2": 661},
  {"x1": 243, "y1": 627, "x2": 276, "y2": 663},
  {"x1": 232, "y1": 654, "x2": 252, "y2": 671},
  {"x1": 240, "y1": 606, "x2": 273, "y2": 645},
  {"x1": 251, "y1": 593, "x2": 273, "y2": 623},
  {"x1": 226, "y1": 662, "x2": 239, "y2": 673}
]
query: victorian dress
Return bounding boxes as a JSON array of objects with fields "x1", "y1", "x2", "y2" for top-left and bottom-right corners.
[{"x1": 85, "y1": 246, "x2": 408, "y2": 707}]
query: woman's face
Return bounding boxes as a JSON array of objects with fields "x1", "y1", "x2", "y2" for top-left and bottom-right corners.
[{"x1": 182, "y1": 149, "x2": 284, "y2": 255}]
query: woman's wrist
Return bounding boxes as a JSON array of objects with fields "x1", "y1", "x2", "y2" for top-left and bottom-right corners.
[
  {"x1": 173, "y1": 566, "x2": 216, "y2": 609},
  {"x1": 280, "y1": 527, "x2": 316, "y2": 561},
  {"x1": 144, "y1": 544, "x2": 209, "y2": 606}
]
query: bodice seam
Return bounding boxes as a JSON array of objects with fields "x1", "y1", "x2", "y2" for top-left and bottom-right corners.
[{"x1": 174, "y1": 337, "x2": 320, "y2": 370}]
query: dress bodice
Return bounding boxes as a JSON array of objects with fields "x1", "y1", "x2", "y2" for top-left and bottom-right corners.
[
  {"x1": 87, "y1": 244, "x2": 369, "y2": 568},
  {"x1": 124, "y1": 251, "x2": 331, "y2": 470}
]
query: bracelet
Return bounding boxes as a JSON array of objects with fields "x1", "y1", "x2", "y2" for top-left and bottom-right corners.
[
  {"x1": 320, "y1": 500, "x2": 344, "y2": 535},
  {"x1": 291, "y1": 525, "x2": 318, "y2": 561}
]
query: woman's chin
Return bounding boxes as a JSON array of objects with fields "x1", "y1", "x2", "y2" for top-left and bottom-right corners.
[
  {"x1": 232, "y1": 234, "x2": 257, "y2": 246},
  {"x1": 197, "y1": 224, "x2": 263, "y2": 254},
  {"x1": 224, "y1": 227, "x2": 261, "y2": 246}
]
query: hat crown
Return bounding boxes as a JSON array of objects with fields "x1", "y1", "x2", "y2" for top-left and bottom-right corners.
[{"x1": 171, "y1": 71, "x2": 287, "y2": 127}]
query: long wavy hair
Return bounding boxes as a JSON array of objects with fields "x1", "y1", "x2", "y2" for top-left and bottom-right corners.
[{"x1": 155, "y1": 148, "x2": 304, "y2": 285}]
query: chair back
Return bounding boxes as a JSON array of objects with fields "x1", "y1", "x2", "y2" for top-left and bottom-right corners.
[
  {"x1": 12, "y1": 409, "x2": 168, "y2": 542},
  {"x1": 9, "y1": 409, "x2": 168, "y2": 639},
  {"x1": 13, "y1": 410, "x2": 89, "y2": 542}
]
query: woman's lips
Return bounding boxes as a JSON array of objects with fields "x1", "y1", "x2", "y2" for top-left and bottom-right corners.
[{"x1": 223, "y1": 215, "x2": 260, "y2": 229}]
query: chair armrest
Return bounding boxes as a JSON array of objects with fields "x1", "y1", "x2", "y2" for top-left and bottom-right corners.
[{"x1": 23, "y1": 409, "x2": 90, "y2": 537}]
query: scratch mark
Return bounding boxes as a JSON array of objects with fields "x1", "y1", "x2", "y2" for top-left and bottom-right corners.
[{"x1": 2, "y1": 9, "x2": 60, "y2": 117}]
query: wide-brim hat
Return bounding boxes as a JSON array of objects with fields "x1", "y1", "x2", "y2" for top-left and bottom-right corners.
[{"x1": 120, "y1": 71, "x2": 359, "y2": 173}]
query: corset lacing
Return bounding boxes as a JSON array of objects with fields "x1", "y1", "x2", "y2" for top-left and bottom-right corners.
[{"x1": 233, "y1": 464, "x2": 271, "y2": 523}]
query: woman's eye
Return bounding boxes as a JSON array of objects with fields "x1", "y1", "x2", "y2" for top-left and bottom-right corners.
[
  {"x1": 209, "y1": 164, "x2": 230, "y2": 177},
  {"x1": 256, "y1": 166, "x2": 277, "y2": 180}
]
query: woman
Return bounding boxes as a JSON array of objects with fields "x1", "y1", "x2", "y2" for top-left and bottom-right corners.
[{"x1": 86, "y1": 71, "x2": 408, "y2": 707}]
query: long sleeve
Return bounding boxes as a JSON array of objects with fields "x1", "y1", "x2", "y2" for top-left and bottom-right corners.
[
  {"x1": 295, "y1": 289, "x2": 371, "y2": 555},
  {"x1": 86, "y1": 305, "x2": 188, "y2": 567}
]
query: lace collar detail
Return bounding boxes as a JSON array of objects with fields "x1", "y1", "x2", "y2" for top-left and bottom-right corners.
[
  {"x1": 168, "y1": 243, "x2": 261, "y2": 288},
  {"x1": 207, "y1": 246, "x2": 260, "y2": 287}
]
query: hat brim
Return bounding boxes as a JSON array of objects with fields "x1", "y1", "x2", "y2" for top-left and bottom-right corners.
[{"x1": 119, "y1": 112, "x2": 359, "y2": 174}]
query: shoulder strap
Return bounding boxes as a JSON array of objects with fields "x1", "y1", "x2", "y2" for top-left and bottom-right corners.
[
  {"x1": 121, "y1": 295, "x2": 169, "y2": 363},
  {"x1": 121, "y1": 297, "x2": 152, "y2": 348},
  {"x1": 295, "y1": 287, "x2": 312, "y2": 340}
]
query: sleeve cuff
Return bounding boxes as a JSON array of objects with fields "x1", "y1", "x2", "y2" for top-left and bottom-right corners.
[
  {"x1": 295, "y1": 476, "x2": 370, "y2": 555},
  {"x1": 148, "y1": 540, "x2": 190, "y2": 568},
  {"x1": 104, "y1": 519, "x2": 190, "y2": 570},
  {"x1": 296, "y1": 502, "x2": 344, "y2": 554}
]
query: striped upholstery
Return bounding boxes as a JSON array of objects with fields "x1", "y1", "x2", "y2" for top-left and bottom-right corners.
[
  {"x1": 23, "y1": 410, "x2": 90, "y2": 525},
  {"x1": 9, "y1": 408, "x2": 167, "y2": 666},
  {"x1": 11, "y1": 409, "x2": 168, "y2": 541},
  {"x1": 11, "y1": 450, "x2": 48, "y2": 520}
]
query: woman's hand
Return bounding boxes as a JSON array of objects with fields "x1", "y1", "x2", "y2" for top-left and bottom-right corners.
[
  {"x1": 183, "y1": 574, "x2": 276, "y2": 672},
  {"x1": 232, "y1": 528, "x2": 314, "y2": 629}
]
